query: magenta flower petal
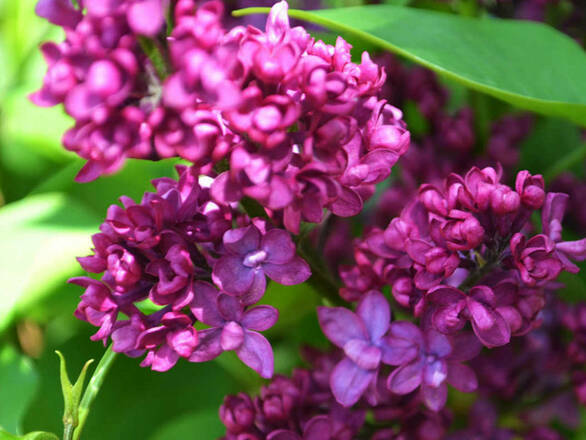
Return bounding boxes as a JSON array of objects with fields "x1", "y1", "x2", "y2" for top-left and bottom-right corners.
[
  {"x1": 191, "y1": 281, "x2": 224, "y2": 327},
  {"x1": 213, "y1": 255, "x2": 254, "y2": 295},
  {"x1": 236, "y1": 330, "x2": 274, "y2": 379},
  {"x1": 304, "y1": 416, "x2": 333, "y2": 440},
  {"x1": 217, "y1": 294, "x2": 243, "y2": 322},
  {"x1": 467, "y1": 298, "x2": 510, "y2": 347},
  {"x1": 261, "y1": 229, "x2": 296, "y2": 264},
  {"x1": 35, "y1": 0, "x2": 82, "y2": 28},
  {"x1": 267, "y1": 431, "x2": 300, "y2": 440},
  {"x1": 263, "y1": 257, "x2": 311, "y2": 285},
  {"x1": 127, "y1": 0, "x2": 166, "y2": 36},
  {"x1": 151, "y1": 344, "x2": 180, "y2": 372},
  {"x1": 356, "y1": 290, "x2": 390, "y2": 343},
  {"x1": 221, "y1": 322, "x2": 245, "y2": 351},
  {"x1": 189, "y1": 328, "x2": 223, "y2": 362},
  {"x1": 317, "y1": 306, "x2": 368, "y2": 349},
  {"x1": 330, "y1": 357, "x2": 375, "y2": 407},
  {"x1": 223, "y1": 225, "x2": 261, "y2": 256},
  {"x1": 446, "y1": 362, "x2": 477, "y2": 392},
  {"x1": 421, "y1": 383, "x2": 448, "y2": 412},
  {"x1": 387, "y1": 360, "x2": 424, "y2": 394},
  {"x1": 241, "y1": 305, "x2": 279, "y2": 331},
  {"x1": 542, "y1": 192, "x2": 568, "y2": 242}
]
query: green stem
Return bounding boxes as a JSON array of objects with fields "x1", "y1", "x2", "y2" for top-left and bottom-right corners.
[
  {"x1": 63, "y1": 424, "x2": 75, "y2": 440},
  {"x1": 297, "y1": 236, "x2": 346, "y2": 306},
  {"x1": 138, "y1": 36, "x2": 169, "y2": 79},
  {"x1": 73, "y1": 346, "x2": 118, "y2": 440}
]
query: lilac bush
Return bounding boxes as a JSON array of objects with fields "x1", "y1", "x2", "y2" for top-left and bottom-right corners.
[{"x1": 20, "y1": 0, "x2": 586, "y2": 439}]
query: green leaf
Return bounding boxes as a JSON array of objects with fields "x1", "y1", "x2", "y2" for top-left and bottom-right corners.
[
  {"x1": 55, "y1": 351, "x2": 94, "y2": 429},
  {"x1": 0, "y1": 346, "x2": 39, "y2": 434},
  {"x1": 235, "y1": 5, "x2": 586, "y2": 126},
  {"x1": 0, "y1": 193, "x2": 100, "y2": 332},
  {"x1": 148, "y1": 410, "x2": 225, "y2": 440},
  {"x1": 0, "y1": 429, "x2": 59, "y2": 440},
  {"x1": 519, "y1": 117, "x2": 584, "y2": 181},
  {"x1": 21, "y1": 433, "x2": 59, "y2": 440}
]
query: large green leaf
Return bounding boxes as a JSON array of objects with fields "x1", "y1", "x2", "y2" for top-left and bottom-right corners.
[
  {"x1": 0, "y1": 193, "x2": 99, "y2": 332},
  {"x1": 519, "y1": 117, "x2": 585, "y2": 182},
  {"x1": 235, "y1": 5, "x2": 586, "y2": 126},
  {"x1": 0, "y1": 346, "x2": 39, "y2": 434}
]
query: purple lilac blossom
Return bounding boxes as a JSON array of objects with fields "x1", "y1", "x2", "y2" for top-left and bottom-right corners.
[
  {"x1": 71, "y1": 166, "x2": 308, "y2": 376},
  {"x1": 317, "y1": 290, "x2": 395, "y2": 406},
  {"x1": 33, "y1": 0, "x2": 410, "y2": 237},
  {"x1": 339, "y1": 165, "x2": 584, "y2": 351}
]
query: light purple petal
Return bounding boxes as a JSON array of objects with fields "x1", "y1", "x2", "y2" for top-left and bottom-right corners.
[
  {"x1": 317, "y1": 306, "x2": 368, "y2": 348},
  {"x1": 190, "y1": 281, "x2": 224, "y2": 326},
  {"x1": 223, "y1": 225, "x2": 261, "y2": 256},
  {"x1": 423, "y1": 359, "x2": 447, "y2": 388},
  {"x1": 447, "y1": 362, "x2": 477, "y2": 392},
  {"x1": 382, "y1": 321, "x2": 422, "y2": 365},
  {"x1": 387, "y1": 360, "x2": 424, "y2": 394},
  {"x1": 189, "y1": 328, "x2": 223, "y2": 362},
  {"x1": 261, "y1": 228, "x2": 296, "y2": 264},
  {"x1": 236, "y1": 330, "x2": 274, "y2": 378},
  {"x1": 242, "y1": 305, "x2": 279, "y2": 331},
  {"x1": 542, "y1": 192, "x2": 568, "y2": 242},
  {"x1": 343, "y1": 339, "x2": 381, "y2": 370},
  {"x1": 330, "y1": 357, "x2": 375, "y2": 407},
  {"x1": 356, "y1": 290, "x2": 391, "y2": 343},
  {"x1": 217, "y1": 293, "x2": 243, "y2": 322},
  {"x1": 239, "y1": 269, "x2": 267, "y2": 306},
  {"x1": 421, "y1": 383, "x2": 448, "y2": 412},
  {"x1": 425, "y1": 330, "x2": 452, "y2": 358},
  {"x1": 213, "y1": 255, "x2": 254, "y2": 295},
  {"x1": 557, "y1": 238, "x2": 586, "y2": 261},
  {"x1": 263, "y1": 257, "x2": 311, "y2": 285}
]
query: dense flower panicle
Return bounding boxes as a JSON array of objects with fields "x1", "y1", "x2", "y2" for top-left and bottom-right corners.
[
  {"x1": 71, "y1": 165, "x2": 309, "y2": 374},
  {"x1": 33, "y1": 0, "x2": 410, "y2": 234},
  {"x1": 340, "y1": 166, "x2": 584, "y2": 355}
]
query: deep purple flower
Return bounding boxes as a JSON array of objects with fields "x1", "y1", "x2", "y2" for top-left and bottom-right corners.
[
  {"x1": 317, "y1": 290, "x2": 394, "y2": 406},
  {"x1": 213, "y1": 224, "x2": 311, "y2": 304},
  {"x1": 267, "y1": 415, "x2": 335, "y2": 440},
  {"x1": 426, "y1": 285, "x2": 511, "y2": 347},
  {"x1": 137, "y1": 311, "x2": 198, "y2": 372},
  {"x1": 220, "y1": 393, "x2": 257, "y2": 434},
  {"x1": 385, "y1": 323, "x2": 480, "y2": 411},
  {"x1": 189, "y1": 281, "x2": 278, "y2": 378},
  {"x1": 510, "y1": 234, "x2": 563, "y2": 287}
]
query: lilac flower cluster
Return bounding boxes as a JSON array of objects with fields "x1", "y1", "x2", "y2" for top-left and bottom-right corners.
[
  {"x1": 218, "y1": 349, "x2": 366, "y2": 440},
  {"x1": 322, "y1": 166, "x2": 585, "y2": 411},
  {"x1": 71, "y1": 165, "x2": 309, "y2": 375},
  {"x1": 33, "y1": 0, "x2": 409, "y2": 234}
]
